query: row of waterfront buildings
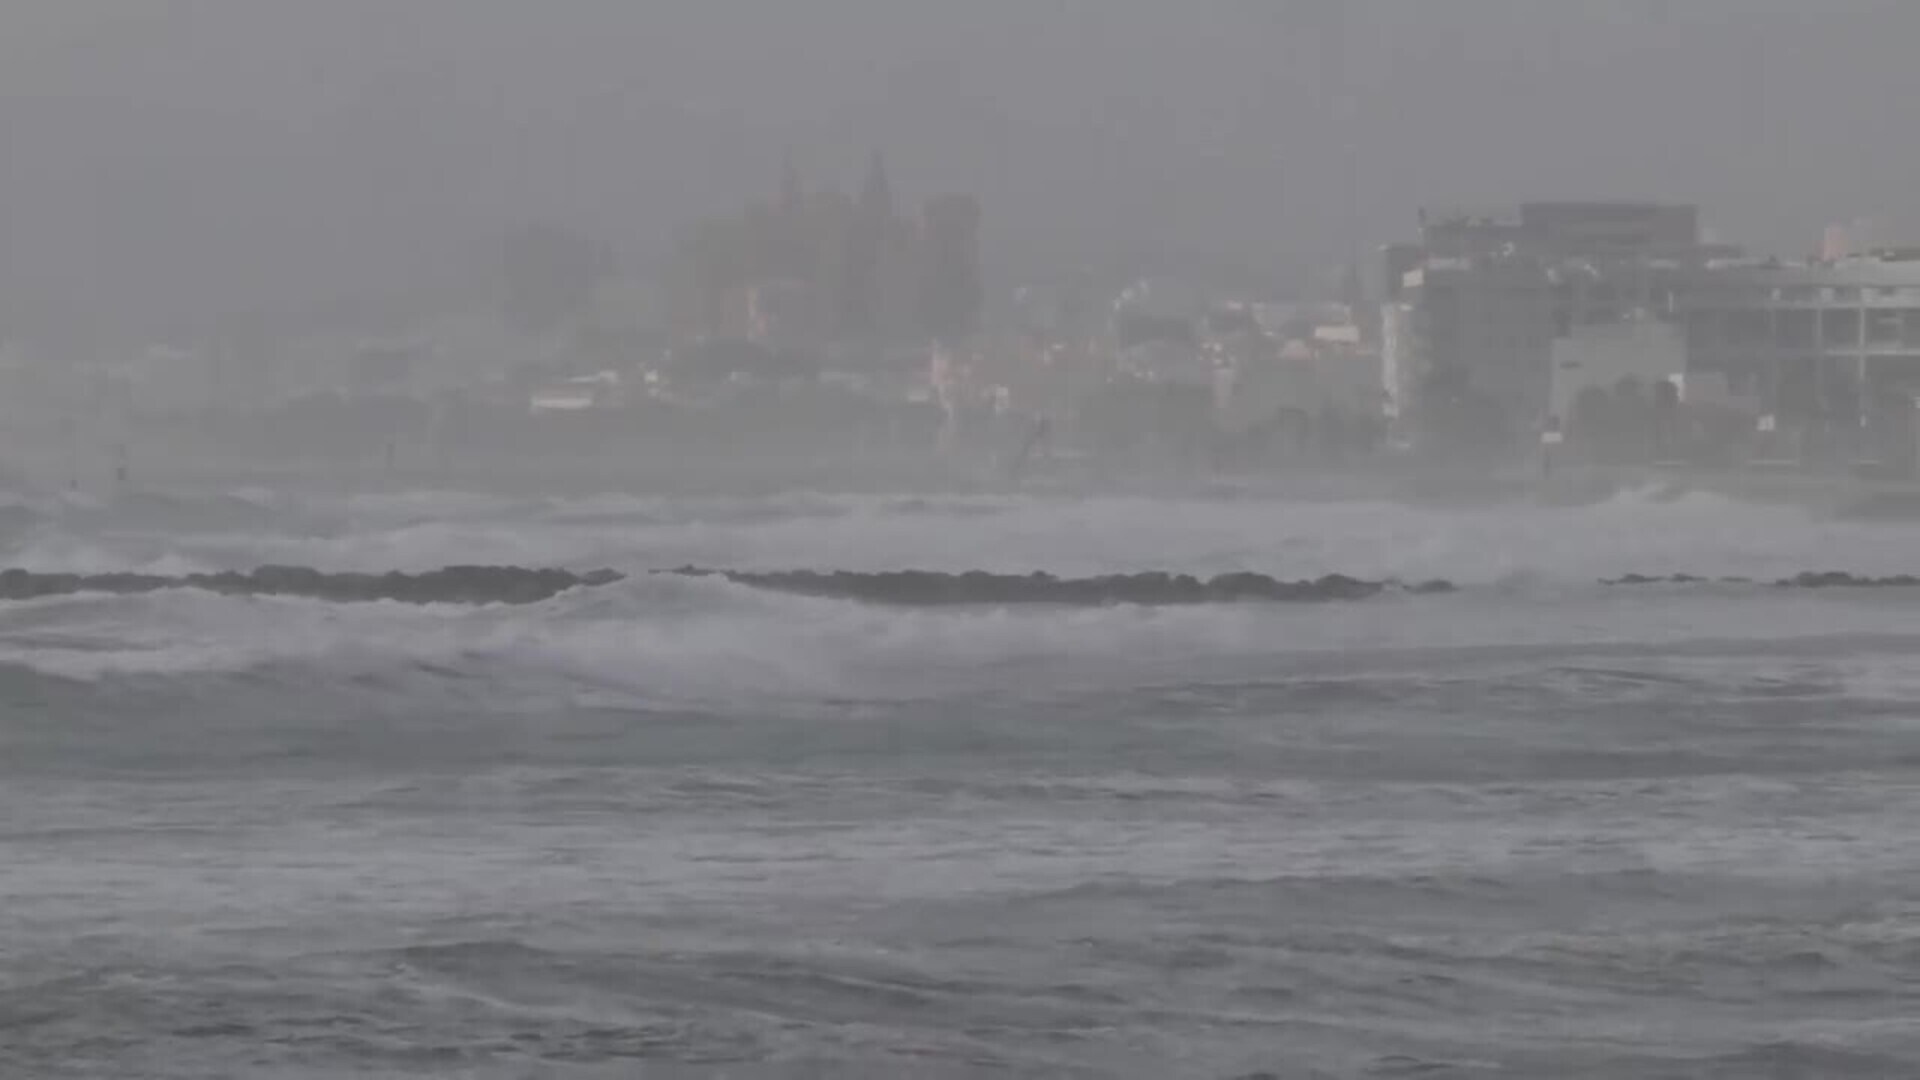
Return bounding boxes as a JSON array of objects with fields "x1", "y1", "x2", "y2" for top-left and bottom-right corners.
[
  {"x1": 19, "y1": 179, "x2": 1920, "y2": 480},
  {"x1": 1380, "y1": 201, "x2": 1920, "y2": 469}
]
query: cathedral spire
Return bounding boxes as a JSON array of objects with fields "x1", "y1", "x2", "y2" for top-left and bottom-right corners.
[
  {"x1": 858, "y1": 149, "x2": 893, "y2": 223},
  {"x1": 780, "y1": 150, "x2": 803, "y2": 215}
]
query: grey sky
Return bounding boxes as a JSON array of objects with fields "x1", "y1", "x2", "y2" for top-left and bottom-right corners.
[{"x1": 1, "y1": 0, "x2": 1915, "y2": 344}]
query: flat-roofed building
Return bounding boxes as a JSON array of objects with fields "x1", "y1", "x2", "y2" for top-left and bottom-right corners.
[
  {"x1": 1382, "y1": 202, "x2": 1736, "y2": 456},
  {"x1": 1677, "y1": 250, "x2": 1920, "y2": 466}
]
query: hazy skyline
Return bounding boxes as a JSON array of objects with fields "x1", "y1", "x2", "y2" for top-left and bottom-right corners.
[{"x1": 1, "y1": 0, "x2": 1915, "y2": 343}]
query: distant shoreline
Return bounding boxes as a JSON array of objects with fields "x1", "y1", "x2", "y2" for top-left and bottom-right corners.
[{"x1": 6, "y1": 429, "x2": 1919, "y2": 518}]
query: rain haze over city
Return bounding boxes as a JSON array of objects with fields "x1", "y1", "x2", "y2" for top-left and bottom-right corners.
[{"x1": 6, "y1": 2, "x2": 1920, "y2": 1077}]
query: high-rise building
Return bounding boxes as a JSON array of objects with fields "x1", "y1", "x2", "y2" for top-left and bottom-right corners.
[
  {"x1": 1381, "y1": 202, "x2": 1728, "y2": 453},
  {"x1": 1821, "y1": 218, "x2": 1888, "y2": 262},
  {"x1": 1675, "y1": 250, "x2": 1920, "y2": 467}
]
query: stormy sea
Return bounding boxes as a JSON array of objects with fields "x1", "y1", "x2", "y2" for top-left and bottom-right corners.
[{"x1": 3, "y1": 482, "x2": 1918, "y2": 1078}]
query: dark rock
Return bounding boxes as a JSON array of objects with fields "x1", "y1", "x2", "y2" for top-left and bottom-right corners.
[
  {"x1": 1602, "y1": 571, "x2": 1920, "y2": 590},
  {"x1": 654, "y1": 567, "x2": 1422, "y2": 606},
  {"x1": 0, "y1": 565, "x2": 626, "y2": 605},
  {"x1": 1778, "y1": 571, "x2": 1920, "y2": 589}
]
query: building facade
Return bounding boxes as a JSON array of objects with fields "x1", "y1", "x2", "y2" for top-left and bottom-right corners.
[
  {"x1": 1548, "y1": 317, "x2": 1688, "y2": 427},
  {"x1": 1382, "y1": 202, "x2": 1731, "y2": 454},
  {"x1": 1677, "y1": 251, "x2": 1920, "y2": 465}
]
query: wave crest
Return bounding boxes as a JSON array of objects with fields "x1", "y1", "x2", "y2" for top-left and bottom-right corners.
[
  {"x1": 660, "y1": 567, "x2": 1456, "y2": 605},
  {"x1": 0, "y1": 565, "x2": 622, "y2": 605}
]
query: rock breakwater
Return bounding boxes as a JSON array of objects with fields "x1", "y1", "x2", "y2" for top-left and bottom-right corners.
[
  {"x1": 0, "y1": 565, "x2": 624, "y2": 605},
  {"x1": 659, "y1": 567, "x2": 1457, "y2": 605},
  {"x1": 1602, "y1": 571, "x2": 1920, "y2": 589}
]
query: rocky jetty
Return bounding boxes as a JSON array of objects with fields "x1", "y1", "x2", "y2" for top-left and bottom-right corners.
[
  {"x1": 1773, "y1": 571, "x2": 1920, "y2": 589},
  {"x1": 1602, "y1": 571, "x2": 1920, "y2": 589},
  {"x1": 0, "y1": 565, "x2": 625, "y2": 605},
  {"x1": 1601, "y1": 573, "x2": 1740, "y2": 586},
  {"x1": 661, "y1": 567, "x2": 1456, "y2": 605},
  {"x1": 24, "y1": 562, "x2": 1915, "y2": 608}
]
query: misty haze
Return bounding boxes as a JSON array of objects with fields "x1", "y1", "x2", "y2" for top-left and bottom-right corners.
[{"x1": 4, "y1": 2, "x2": 1920, "y2": 1077}]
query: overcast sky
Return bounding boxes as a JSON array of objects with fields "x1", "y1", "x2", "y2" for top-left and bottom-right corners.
[{"x1": 1, "y1": 0, "x2": 1915, "y2": 344}]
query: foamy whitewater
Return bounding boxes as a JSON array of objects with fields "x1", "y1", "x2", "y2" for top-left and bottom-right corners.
[{"x1": 4, "y1": 483, "x2": 1919, "y2": 1078}]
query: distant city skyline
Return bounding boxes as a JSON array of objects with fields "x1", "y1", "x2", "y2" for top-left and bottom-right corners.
[{"x1": 0, "y1": 0, "x2": 1915, "y2": 344}]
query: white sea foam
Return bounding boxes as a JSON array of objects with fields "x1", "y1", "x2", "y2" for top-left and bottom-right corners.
[
  {"x1": 18, "y1": 486, "x2": 1864, "y2": 578},
  {"x1": 9, "y1": 484, "x2": 1920, "y2": 1078},
  {"x1": 0, "y1": 488, "x2": 1918, "y2": 693}
]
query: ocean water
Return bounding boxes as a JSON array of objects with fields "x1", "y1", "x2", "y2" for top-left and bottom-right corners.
[{"x1": 2, "y1": 483, "x2": 1919, "y2": 1078}]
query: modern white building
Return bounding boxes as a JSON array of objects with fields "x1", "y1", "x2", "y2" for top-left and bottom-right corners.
[
  {"x1": 1390, "y1": 252, "x2": 1557, "y2": 437},
  {"x1": 1674, "y1": 250, "x2": 1920, "y2": 466},
  {"x1": 1548, "y1": 316, "x2": 1687, "y2": 425},
  {"x1": 1676, "y1": 252, "x2": 1920, "y2": 406},
  {"x1": 1380, "y1": 202, "x2": 1738, "y2": 454}
]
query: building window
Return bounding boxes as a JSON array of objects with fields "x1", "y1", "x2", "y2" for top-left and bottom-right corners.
[
  {"x1": 1779, "y1": 310, "x2": 1817, "y2": 350},
  {"x1": 1686, "y1": 311, "x2": 1717, "y2": 351},
  {"x1": 1822, "y1": 308, "x2": 1863, "y2": 348},
  {"x1": 1870, "y1": 310, "x2": 1903, "y2": 346},
  {"x1": 1729, "y1": 309, "x2": 1770, "y2": 346}
]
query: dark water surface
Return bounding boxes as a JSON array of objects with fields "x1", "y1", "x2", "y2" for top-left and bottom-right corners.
[{"x1": 2, "y1": 486, "x2": 1918, "y2": 1077}]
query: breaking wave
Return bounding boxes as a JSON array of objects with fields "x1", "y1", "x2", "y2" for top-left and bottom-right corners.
[
  {"x1": 12, "y1": 558, "x2": 1920, "y2": 611},
  {"x1": 0, "y1": 565, "x2": 619, "y2": 605},
  {"x1": 5, "y1": 485, "x2": 1920, "y2": 697}
]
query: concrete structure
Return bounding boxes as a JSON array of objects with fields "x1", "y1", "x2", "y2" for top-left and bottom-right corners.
[
  {"x1": 1380, "y1": 301, "x2": 1413, "y2": 420},
  {"x1": 1110, "y1": 278, "x2": 1212, "y2": 387},
  {"x1": 1548, "y1": 317, "x2": 1687, "y2": 425},
  {"x1": 1519, "y1": 201, "x2": 1702, "y2": 259},
  {"x1": 1822, "y1": 218, "x2": 1889, "y2": 262},
  {"x1": 1676, "y1": 250, "x2": 1920, "y2": 465},
  {"x1": 1216, "y1": 329, "x2": 1380, "y2": 436},
  {"x1": 529, "y1": 371, "x2": 623, "y2": 414},
  {"x1": 1382, "y1": 202, "x2": 1732, "y2": 452},
  {"x1": 1383, "y1": 251, "x2": 1555, "y2": 442}
]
